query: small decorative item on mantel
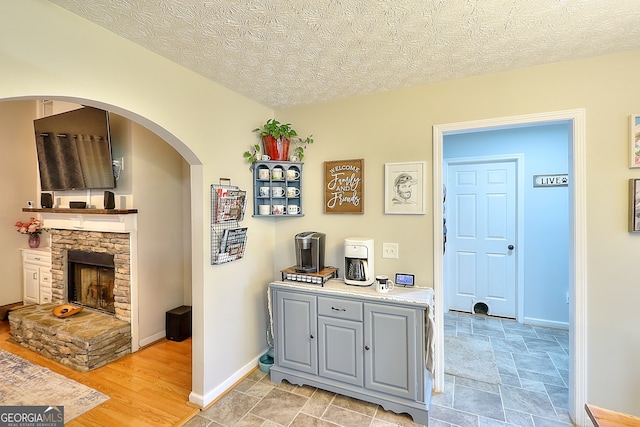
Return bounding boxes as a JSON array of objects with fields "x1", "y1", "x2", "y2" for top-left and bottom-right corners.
[{"x1": 15, "y1": 217, "x2": 49, "y2": 248}]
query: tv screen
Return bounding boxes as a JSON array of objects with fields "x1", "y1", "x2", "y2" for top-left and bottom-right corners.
[{"x1": 34, "y1": 106, "x2": 115, "y2": 191}]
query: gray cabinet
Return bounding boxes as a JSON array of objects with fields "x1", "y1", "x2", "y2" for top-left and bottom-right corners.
[
  {"x1": 364, "y1": 304, "x2": 417, "y2": 400},
  {"x1": 270, "y1": 282, "x2": 430, "y2": 425},
  {"x1": 275, "y1": 290, "x2": 317, "y2": 374},
  {"x1": 318, "y1": 296, "x2": 364, "y2": 386}
]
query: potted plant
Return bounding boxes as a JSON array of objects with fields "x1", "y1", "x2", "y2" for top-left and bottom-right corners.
[
  {"x1": 243, "y1": 143, "x2": 261, "y2": 168},
  {"x1": 252, "y1": 119, "x2": 313, "y2": 161},
  {"x1": 290, "y1": 135, "x2": 314, "y2": 161},
  {"x1": 15, "y1": 217, "x2": 49, "y2": 248}
]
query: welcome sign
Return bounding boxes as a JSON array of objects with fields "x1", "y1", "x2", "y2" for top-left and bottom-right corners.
[{"x1": 324, "y1": 159, "x2": 364, "y2": 214}]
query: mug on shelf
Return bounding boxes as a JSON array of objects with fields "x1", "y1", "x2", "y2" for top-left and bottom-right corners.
[
  {"x1": 375, "y1": 275, "x2": 395, "y2": 293},
  {"x1": 259, "y1": 154, "x2": 271, "y2": 161},
  {"x1": 272, "y1": 204, "x2": 285, "y2": 215},
  {"x1": 286, "y1": 169, "x2": 300, "y2": 180},
  {"x1": 287, "y1": 205, "x2": 301, "y2": 215},
  {"x1": 271, "y1": 187, "x2": 285, "y2": 197},
  {"x1": 286, "y1": 187, "x2": 300, "y2": 197},
  {"x1": 272, "y1": 167, "x2": 284, "y2": 180},
  {"x1": 259, "y1": 186, "x2": 270, "y2": 197},
  {"x1": 258, "y1": 204, "x2": 270, "y2": 215},
  {"x1": 258, "y1": 168, "x2": 270, "y2": 180}
]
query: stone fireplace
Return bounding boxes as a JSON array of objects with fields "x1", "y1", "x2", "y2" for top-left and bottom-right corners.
[
  {"x1": 9, "y1": 209, "x2": 139, "y2": 371},
  {"x1": 50, "y1": 229, "x2": 132, "y2": 323}
]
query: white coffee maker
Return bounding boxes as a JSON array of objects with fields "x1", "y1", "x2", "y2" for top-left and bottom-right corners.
[{"x1": 344, "y1": 237, "x2": 375, "y2": 286}]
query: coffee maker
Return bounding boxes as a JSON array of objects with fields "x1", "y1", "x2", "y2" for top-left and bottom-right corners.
[
  {"x1": 294, "y1": 232, "x2": 325, "y2": 273},
  {"x1": 344, "y1": 237, "x2": 375, "y2": 286}
]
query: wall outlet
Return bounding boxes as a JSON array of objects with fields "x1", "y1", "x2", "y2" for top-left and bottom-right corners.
[{"x1": 382, "y1": 242, "x2": 399, "y2": 259}]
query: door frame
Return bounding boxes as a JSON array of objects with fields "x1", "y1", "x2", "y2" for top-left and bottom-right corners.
[
  {"x1": 432, "y1": 109, "x2": 587, "y2": 426},
  {"x1": 444, "y1": 154, "x2": 525, "y2": 322}
]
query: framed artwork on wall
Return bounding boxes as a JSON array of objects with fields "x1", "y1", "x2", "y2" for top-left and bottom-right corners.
[
  {"x1": 630, "y1": 114, "x2": 640, "y2": 168},
  {"x1": 323, "y1": 159, "x2": 364, "y2": 214},
  {"x1": 384, "y1": 161, "x2": 427, "y2": 215},
  {"x1": 629, "y1": 179, "x2": 640, "y2": 232}
]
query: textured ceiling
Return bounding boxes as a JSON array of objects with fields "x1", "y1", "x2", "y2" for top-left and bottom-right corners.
[{"x1": 49, "y1": 0, "x2": 640, "y2": 109}]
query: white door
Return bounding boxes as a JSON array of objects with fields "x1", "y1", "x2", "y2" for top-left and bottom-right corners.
[{"x1": 445, "y1": 159, "x2": 517, "y2": 318}]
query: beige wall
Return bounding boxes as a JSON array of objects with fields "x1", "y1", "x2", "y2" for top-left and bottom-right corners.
[
  {"x1": 0, "y1": 101, "x2": 40, "y2": 305},
  {"x1": 275, "y1": 50, "x2": 640, "y2": 415},
  {"x1": 1, "y1": 0, "x2": 275, "y2": 407},
  {"x1": 3, "y1": 0, "x2": 640, "y2": 419},
  {"x1": 131, "y1": 122, "x2": 189, "y2": 343}
]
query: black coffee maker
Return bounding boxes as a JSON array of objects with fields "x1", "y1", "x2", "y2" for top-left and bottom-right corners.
[{"x1": 294, "y1": 232, "x2": 325, "y2": 273}]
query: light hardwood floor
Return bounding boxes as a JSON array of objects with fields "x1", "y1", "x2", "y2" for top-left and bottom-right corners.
[{"x1": 0, "y1": 318, "x2": 199, "y2": 426}]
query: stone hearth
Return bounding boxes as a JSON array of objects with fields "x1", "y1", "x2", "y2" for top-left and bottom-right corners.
[{"x1": 9, "y1": 304, "x2": 131, "y2": 372}]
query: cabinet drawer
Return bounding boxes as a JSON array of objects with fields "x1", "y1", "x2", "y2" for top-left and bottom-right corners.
[
  {"x1": 40, "y1": 271, "x2": 52, "y2": 285},
  {"x1": 39, "y1": 291, "x2": 52, "y2": 304},
  {"x1": 24, "y1": 251, "x2": 51, "y2": 264},
  {"x1": 318, "y1": 297, "x2": 362, "y2": 321}
]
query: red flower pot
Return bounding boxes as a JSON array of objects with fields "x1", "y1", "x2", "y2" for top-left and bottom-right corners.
[{"x1": 262, "y1": 135, "x2": 290, "y2": 161}]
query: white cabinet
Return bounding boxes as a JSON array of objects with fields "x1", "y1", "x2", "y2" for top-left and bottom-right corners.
[
  {"x1": 22, "y1": 248, "x2": 52, "y2": 305},
  {"x1": 270, "y1": 281, "x2": 432, "y2": 425}
]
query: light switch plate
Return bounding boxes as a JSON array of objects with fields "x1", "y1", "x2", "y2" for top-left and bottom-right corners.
[{"x1": 382, "y1": 242, "x2": 398, "y2": 259}]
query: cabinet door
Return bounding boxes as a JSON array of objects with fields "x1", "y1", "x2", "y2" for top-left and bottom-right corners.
[
  {"x1": 23, "y1": 264, "x2": 39, "y2": 304},
  {"x1": 364, "y1": 303, "x2": 419, "y2": 400},
  {"x1": 275, "y1": 290, "x2": 317, "y2": 374},
  {"x1": 318, "y1": 316, "x2": 363, "y2": 386}
]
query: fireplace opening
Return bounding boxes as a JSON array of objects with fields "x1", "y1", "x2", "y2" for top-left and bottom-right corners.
[{"x1": 67, "y1": 250, "x2": 115, "y2": 314}]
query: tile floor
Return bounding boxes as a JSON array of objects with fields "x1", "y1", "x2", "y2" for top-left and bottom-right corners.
[{"x1": 184, "y1": 312, "x2": 574, "y2": 426}]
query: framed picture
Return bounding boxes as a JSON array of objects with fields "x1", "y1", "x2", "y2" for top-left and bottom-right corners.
[
  {"x1": 629, "y1": 179, "x2": 640, "y2": 232},
  {"x1": 324, "y1": 159, "x2": 364, "y2": 214},
  {"x1": 630, "y1": 114, "x2": 640, "y2": 168},
  {"x1": 384, "y1": 161, "x2": 427, "y2": 215}
]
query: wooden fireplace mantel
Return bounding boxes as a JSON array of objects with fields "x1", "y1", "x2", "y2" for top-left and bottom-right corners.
[
  {"x1": 23, "y1": 208, "x2": 138, "y2": 214},
  {"x1": 23, "y1": 207, "x2": 138, "y2": 233}
]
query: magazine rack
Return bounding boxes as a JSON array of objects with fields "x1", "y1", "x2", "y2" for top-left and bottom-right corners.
[{"x1": 211, "y1": 179, "x2": 248, "y2": 264}]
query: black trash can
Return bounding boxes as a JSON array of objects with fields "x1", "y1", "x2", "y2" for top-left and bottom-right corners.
[{"x1": 166, "y1": 305, "x2": 192, "y2": 342}]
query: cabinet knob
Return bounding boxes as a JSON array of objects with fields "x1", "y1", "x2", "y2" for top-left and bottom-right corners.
[
  {"x1": 310, "y1": 334, "x2": 314, "y2": 339},
  {"x1": 365, "y1": 345, "x2": 370, "y2": 351}
]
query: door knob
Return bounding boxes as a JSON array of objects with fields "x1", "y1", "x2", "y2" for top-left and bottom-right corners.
[{"x1": 508, "y1": 245, "x2": 514, "y2": 250}]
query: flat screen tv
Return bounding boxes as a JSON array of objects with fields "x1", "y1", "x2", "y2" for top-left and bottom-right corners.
[{"x1": 34, "y1": 106, "x2": 116, "y2": 191}]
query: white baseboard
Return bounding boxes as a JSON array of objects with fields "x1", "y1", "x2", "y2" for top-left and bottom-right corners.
[
  {"x1": 138, "y1": 331, "x2": 168, "y2": 348},
  {"x1": 522, "y1": 317, "x2": 569, "y2": 329},
  {"x1": 189, "y1": 348, "x2": 268, "y2": 408}
]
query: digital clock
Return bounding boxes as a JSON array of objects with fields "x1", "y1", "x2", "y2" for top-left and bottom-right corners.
[{"x1": 395, "y1": 273, "x2": 415, "y2": 287}]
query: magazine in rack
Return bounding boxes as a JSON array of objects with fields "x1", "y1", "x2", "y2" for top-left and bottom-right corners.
[
  {"x1": 219, "y1": 227, "x2": 248, "y2": 255},
  {"x1": 211, "y1": 180, "x2": 248, "y2": 264},
  {"x1": 216, "y1": 188, "x2": 246, "y2": 223}
]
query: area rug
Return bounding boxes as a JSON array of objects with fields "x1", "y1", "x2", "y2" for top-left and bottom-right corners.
[
  {"x1": 0, "y1": 349, "x2": 109, "y2": 422},
  {"x1": 444, "y1": 335, "x2": 502, "y2": 384}
]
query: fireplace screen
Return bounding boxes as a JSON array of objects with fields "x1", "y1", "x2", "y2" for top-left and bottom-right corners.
[{"x1": 67, "y1": 250, "x2": 115, "y2": 314}]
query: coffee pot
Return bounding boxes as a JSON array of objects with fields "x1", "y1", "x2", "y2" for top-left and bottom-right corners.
[{"x1": 344, "y1": 237, "x2": 375, "y2": 286}]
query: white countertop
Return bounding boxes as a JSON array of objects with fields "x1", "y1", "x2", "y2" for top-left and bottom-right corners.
[{"x1": 270, "y1": 278, "x2": 433, "y2": 308}]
